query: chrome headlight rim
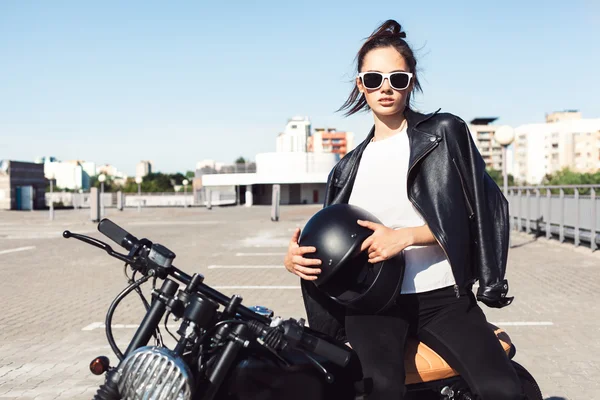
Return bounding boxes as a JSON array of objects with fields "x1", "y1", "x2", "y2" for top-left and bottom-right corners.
[{"x1": 116, "y1": 346, "x2": 194, "y2": 400}]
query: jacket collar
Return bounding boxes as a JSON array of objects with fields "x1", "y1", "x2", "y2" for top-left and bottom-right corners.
[
  {"x1": 361, "y1": 107, "x2": 440, "y2": 143},
  {"x1": 405, "y1": 108, "x2": 442, "y2": 171},
  {"x1": 336, "y1": 108, "x2": 442, "y2": 190}
]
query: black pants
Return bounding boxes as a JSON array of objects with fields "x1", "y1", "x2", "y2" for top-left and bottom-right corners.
[{"x1": 345, "y1": 285, "x2": 524, "y2": 400}]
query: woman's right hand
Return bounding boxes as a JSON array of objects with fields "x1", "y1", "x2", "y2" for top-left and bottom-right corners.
[{"x1": 284, "y1": 228, "x2": 322, "y2": 281}]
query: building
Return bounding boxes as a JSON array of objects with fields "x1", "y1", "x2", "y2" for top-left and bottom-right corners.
[
  {"x1": 201, "y1": 152, "x2": 337, "y2": 206},
  {"x1": 96, "y1": 164, "x2": 128, "y2": 186},
  {"x1": 276, "y1": 116, "x2": 311, "y2": 152},
  {"x1": 468, "y1": 118, "x2": 506, "y2": 172},
  {"x1": 136, "y1": 160, "x2": 153, "y2": 179},
  {"x1": 196, "y1": 117, "x2": 359, "y2": 206},
  {"x1": 546, "y1": 110, "x2": 582, "y2": 123},
  {"x1": 513, "y1": 113, "x2": 600, "y2": 184},
  {"x1": 0, "y1": 160, "x2": 47, "y2": 210},
  {"x1": 80, "y1": 161, "x2": 96, "y2": 188},
  {"x1": 308, "y1": 128, "x2": 355, "y2": 158},
  {"x1": 40, "y1": 158, "x2": 95, "y2": 191}
]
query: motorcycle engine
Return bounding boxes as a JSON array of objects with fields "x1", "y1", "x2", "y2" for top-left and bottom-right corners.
[{"x1": 116, "y1": 346, "x2": 193, "y2": 400}]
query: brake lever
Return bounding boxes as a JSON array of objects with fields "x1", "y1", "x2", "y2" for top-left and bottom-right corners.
[
  {"x1": 299, "y1": 350, "x2": 335, "y2": 384},
  {"x1": 63, "y1": 231, "x2": 133, "y2": 264}
]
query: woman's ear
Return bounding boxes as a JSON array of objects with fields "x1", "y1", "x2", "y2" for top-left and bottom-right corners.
[{"x1": 356, "y1": 76, "x2": 364, "y2": 94}]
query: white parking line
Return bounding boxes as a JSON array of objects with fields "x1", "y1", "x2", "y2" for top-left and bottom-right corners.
[
  {"x1": 235, "y1": 252, "x2": 286, "y2": 257},
  {"x1": 207, "y1": 265, "x2": 284, "y2": 269},
  {"x1": 489, "y1": 321, "x2": 554, "y2": 326},
  {"x1": 0, "y1": 246, "x2": 36, "y2": 255},
  {"x1": 83, "y1": 320, "x2": 554, "y2": 332},
  {"x1": 82, "y1": 322, "x2": 178, "y2": 331},
  {"x1": 213, "y1": 285, "x2": 300, "y2": 289},
  {"x1": 128, "y1": 221, "x2": 221, "y2": 226}
]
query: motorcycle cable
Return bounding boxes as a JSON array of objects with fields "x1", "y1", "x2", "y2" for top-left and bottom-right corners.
[
  {"x1": 149, "y1": 276, "x2": 165, "y2": 348},
  {"x1": 199, "y1": 319, "x2": 248, "y2": 350},
  {"x1": 164, "y1": 311, "x2": 177, "y2": 341},
  {"x1": 126, "y1": 263, "x2": 165, "y2": 348},
  {"x1": 105, "y1": 274, "x2": 151, "y2": 361}
]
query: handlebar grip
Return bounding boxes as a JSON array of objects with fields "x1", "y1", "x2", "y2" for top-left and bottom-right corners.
[
  {"x1": 300, "y1": 333, "x2": 351, "y2": 367},
  {"x1": 98, "y1": 219, "x2": 138, "y2": 251}
]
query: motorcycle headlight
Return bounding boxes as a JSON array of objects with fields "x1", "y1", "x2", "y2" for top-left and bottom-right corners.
[{"x1": 116, "y1": 346, "x2": 193, "y2": 400}]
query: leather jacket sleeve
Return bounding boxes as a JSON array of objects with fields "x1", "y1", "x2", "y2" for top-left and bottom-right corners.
[{"x1": 450, "y1": 117, "x2": 513, "y2": 308}]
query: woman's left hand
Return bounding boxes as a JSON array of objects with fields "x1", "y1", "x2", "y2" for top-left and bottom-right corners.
[{"x1": 357, "y1": 220, "x2": 413, "y2": 263}]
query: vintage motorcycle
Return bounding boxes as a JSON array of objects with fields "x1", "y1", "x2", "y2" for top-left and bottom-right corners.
[{"x1": 64, "y1": 218, "x2": 542, "y2": 399}]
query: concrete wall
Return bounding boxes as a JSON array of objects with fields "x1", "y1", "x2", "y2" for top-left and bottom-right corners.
[
  {"x1": 255, "y1": 152, "x2": 337, "y2": 175},
  {"x1": 251, "y1": 183, "x2": 326, "y2": 205},
  {"x1": 300, "y1": 183, "x2": 326, "y2": 205},
  {"x1": 0, "y1": 174, "x2": 10, "y2": 210}
]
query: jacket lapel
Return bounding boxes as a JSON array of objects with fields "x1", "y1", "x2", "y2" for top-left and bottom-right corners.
[
  {"x1": 405, "y1": 108, "x2": 442, "y2": 172},
  {"x1": 330, "y1": 108, "x2": 441, "y2": 205}
]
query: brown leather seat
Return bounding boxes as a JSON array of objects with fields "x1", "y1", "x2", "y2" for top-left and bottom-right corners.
[{"x1": 404, "y1": 324, "x2": 512, "y2": 384}]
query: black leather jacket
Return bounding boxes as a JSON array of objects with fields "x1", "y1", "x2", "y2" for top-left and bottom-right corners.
[{"x1": 300, "y1": 108, "x2": 513, "y2": 342}]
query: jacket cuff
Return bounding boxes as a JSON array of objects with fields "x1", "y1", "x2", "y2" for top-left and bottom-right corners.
[{"x1": 476, "y1": 279, "x2": 514, "y2": 308}]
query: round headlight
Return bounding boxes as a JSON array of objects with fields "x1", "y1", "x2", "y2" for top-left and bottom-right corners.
[{"x1": 117, "y1": 346, "x2": 193, "y2": 400}]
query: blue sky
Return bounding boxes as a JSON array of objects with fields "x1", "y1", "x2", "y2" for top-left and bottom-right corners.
[{"x1": 1, "y1": 1, "x2": 598, "y2": 175}]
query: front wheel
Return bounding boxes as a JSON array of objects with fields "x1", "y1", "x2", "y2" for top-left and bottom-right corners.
[{"x1": 512, "y1": 361, "x2": 543, "y2": 400}]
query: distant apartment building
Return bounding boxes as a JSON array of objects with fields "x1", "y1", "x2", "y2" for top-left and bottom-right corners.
[
  {"x1": 276, "y1": 116, "x2": 311, "y2": 152},
  {"x1": 468, "y1": 118, "x2": 508, "y2": 172},
  {"x1": 195, "y1": 116, "x2": 355, "y2": 206},
  {"x1": 513, "y1": 111, "x2": 600, "y2": 184},
  {"x1": 136, "y1": 160, "x2": 153, "y2": 179},
  {"x1": 37, "y1": 156, "x2": 96, "y2": 190},
  {"x1": 308, "y1": 128, "x2": 355, "y2": 158},
  {"x1": 545, "y1": 110, "x2": 582, "y2": 123},
  {"x1": 96, "y1": 164, "x2": 128, "y2": 186}
]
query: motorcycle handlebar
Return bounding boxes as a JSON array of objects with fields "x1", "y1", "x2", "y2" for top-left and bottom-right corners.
[
  {"x1": 249, "y1": 320, "x2": 351, "y2": 367},
  {"x1": 298, "y1": 332, "x2": 351, "y2": 367},
  {"x1": 95, "y1": 219, "x2": 350, "y2": 366},
  {"x1": 96, "y1": 219, "x2": 270, "y2": 325},
  {"x1": 98, "y1": 219, "x2": 138, "y2": 251}
]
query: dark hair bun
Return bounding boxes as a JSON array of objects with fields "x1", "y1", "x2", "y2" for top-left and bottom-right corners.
[{"x1": 369, "y1": 19, "x2": 406, "y2": 40}]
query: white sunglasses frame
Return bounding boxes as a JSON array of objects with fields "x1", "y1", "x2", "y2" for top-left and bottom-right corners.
[{"x1": 357, "y1": 71, "x2": 413, "y2": 91}]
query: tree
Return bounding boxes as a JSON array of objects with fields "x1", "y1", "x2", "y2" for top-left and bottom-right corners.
[
  {"x1": 541, "y1": 168, "x2": 600, "y2": 194},
  {"x1": 170, "y1": 172, "x2": 186, "y2": 186},
  {"x1": 185, "y1": 170, "x2": 195, "y2": 179},
  {"x1": 486, "y1": 169, "x2": 514, "y2": 188},
  {"x1": 90, "y1": 175, "x2": 118, "y2": 192},
  {"x1": 235, "y1": 156, "x2": 246, "y2": 164}
]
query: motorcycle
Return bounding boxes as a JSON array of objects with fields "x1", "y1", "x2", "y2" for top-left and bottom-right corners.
[{"x1": 64, "y1": 218, "x2": 543, "y2": 400}]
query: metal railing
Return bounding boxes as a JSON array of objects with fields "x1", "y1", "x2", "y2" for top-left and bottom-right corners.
[
  {"x1": 196, "y1": 163, "x2": 257, "y2": 176},
  {"x1": 46, "y1": 190, "x2": 237, "y2": 208},
  {"x1": 507, "y1": 185, "x2": 599, "y2": 251}
]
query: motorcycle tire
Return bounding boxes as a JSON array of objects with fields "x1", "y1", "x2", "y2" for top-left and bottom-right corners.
[{"x1": 512, "y1": 361, "x2": 543, "y2": 400}]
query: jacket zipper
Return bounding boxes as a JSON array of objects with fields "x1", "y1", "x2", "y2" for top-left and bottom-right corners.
[
  {"x1": 407, "y1": 138, "x2": 461, "y2": 298},
  {"x1": 451, "y1": 158, "x2": 475, "y2": 219}
]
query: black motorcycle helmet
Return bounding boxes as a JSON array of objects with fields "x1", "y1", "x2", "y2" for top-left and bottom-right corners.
[{"x1": 298, "y1": 204, "x2": 405, "y2": 314}]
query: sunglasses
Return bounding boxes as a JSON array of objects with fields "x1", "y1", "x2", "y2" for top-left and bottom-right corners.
[{"x1": 357, "y1": 71, "x2": 413, "y2": 91}]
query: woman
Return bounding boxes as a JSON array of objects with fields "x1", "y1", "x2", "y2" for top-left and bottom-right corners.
[{"x1": 284, "y1": 20, "x2": 524, "y2": 399}]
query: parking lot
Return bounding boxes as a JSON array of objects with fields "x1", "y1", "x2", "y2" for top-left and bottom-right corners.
[{"x1": 0, "y1": 205, "x2": 599, "y2": 399}]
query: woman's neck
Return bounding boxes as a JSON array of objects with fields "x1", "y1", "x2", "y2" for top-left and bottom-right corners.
[{"x1": 373, "y1": 108, "x2": 407, "y2": 141}]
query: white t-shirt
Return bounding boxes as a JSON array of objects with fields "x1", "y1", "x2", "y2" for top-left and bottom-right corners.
[{"x1": 348, "y1": 127, "x2": 456, "y2": 294}]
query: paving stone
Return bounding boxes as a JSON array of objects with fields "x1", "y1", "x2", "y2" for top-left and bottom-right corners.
[{"x1": 0, "y1": 206, "x2": 598, "y2": 399}]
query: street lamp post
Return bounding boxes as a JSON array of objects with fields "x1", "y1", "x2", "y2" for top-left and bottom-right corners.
[
  {"x1": 494, "y1": 125, "x2": 515, "y2": 196},
  {"x1": 182, "y1": 179, "x2": 189, "y2": 208},
  {"x1": 98, "y1": 174, "x2": 106, "y2": 218},
  {"x1": 135, "y1": 176, "x2": 143, "y2": 212},
  {"x1": 48, "y1": 173, "x2": 55, "y2": 221}
]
